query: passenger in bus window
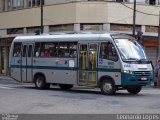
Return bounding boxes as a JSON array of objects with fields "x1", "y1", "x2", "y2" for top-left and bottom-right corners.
[
  {"x1": 40, "y1": 49, "x2": 44, "y2": 57},
  {"x1": 70, "y1": 50, "x2": 76, "y2": 58},
  {"x1": 35, "y1": 47, "x2": 40, "y2": 57},
  {"x1": 14, "y1": 48, "x2": 20, "y2": 57},
  {"x1": 59, "y1": 49, "x2": 64, "y2": 57},
  {"x1": 49, "y1": 49, "x2": 53, "y2": 57},
  {"x1": 44, "y1": 50, "x2": 50, "y2": 57}
]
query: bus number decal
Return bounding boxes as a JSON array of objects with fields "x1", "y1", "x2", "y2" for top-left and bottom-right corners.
[
  {"x1": 108, "y1": 62, "x2": 114, "y2": 65},
  {"x1": 99, "y1": 59, "x2": 103, "y2": 64},
  {"x1": 124, "y1": 64, "x2": 131, "y2": 68}
]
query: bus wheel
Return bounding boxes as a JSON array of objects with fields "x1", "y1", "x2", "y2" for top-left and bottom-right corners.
[
  {"x1": 100, "y1": 79, "x2": 116, "y2": 95},
  {"x1": 35, "y1": 75, "x2": 50, "y2": 89},
  {"x1": 59, "y1": 84, "x2": 73, "y2": 90},
  {"x1": 126, "y1": 86, "x2": 142, "y2": 94}
]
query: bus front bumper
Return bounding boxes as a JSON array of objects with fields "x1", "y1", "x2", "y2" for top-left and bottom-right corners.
[{"x1": 121, "y1": 72, "x2": 153, "y2": 86}]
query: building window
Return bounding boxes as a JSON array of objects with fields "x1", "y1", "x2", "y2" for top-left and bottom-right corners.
[
  {"x1": 49, "y1": 24, "x2": 74, "y2": 32},
  {"x1": 145, "y1": 26, "x2": 158, "y2": 33},
  {"x1": 116, "y1": 0, "x2": 123, "y2": 2},
  {"x1": 0, "y1": 0, "x2": 5, "y2": 11},
  {"x1": 110, "y1": 24, "x2": 141, "y2": 32},
  {"x1": 111, "y1": 0, "x2": 128, "y2": 2},
  {"x1": 80, "y1": 24, "x2": 103, "y2": 31},
  {"x1": 27, "y1": 26, "x2": 41, "y2": 34},
  {"x1": 7, "y1": 28, "x2": 23, "y2": 34},
  {"x1": 8, "y1": 0, "x2": 24, "y2": 10},
  {"x1": 146, "y1": 0, "x2": 156, "y2": 5},
  {"x1": 28, "y1": 0, "x2": 44, "y2": 8},
  {"x1": 88, "y1": 0, "x2": 104, "y2": 1},
  {"x1": 149, "y1": 0, "x2": 156, "y2": 5}
]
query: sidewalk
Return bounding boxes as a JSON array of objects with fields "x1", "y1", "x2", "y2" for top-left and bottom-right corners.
[
  {"x1": 0, "y1": 75, "x2": 12, "y2": 80},
  {"x1": 0, "y1": 75, "x2": 20, "y2": 84}
]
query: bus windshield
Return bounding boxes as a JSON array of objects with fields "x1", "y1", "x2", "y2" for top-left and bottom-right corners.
[{"x1": 114, "y1": 39, "x2": 147, "y2": 62}]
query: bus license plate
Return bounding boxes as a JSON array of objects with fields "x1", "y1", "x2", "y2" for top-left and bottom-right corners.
[{"x1": 141, "y1": 77, "x2": 147, "y2": 81}]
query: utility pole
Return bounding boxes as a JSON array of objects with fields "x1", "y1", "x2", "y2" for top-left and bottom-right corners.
[
  {"x1": 132, "y1": 0, "x2": 136, "y2": 36},
  {"x1": 158, "y1": 11, "x2": 160, "y2": 59},
  {"x1": 40, "y1": 0, "x2": 43, "y2": 34},
  {"x1": 157, "y1": 11, "x2": 160, "y2": 87}
]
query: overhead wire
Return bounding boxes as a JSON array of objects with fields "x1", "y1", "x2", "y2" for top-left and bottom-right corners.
[
  {"x1": 120, "y1": 2, "x2": 159, "y2": 16},
  {"x1": 42, "y1": 1, "x2": 160, "y2": 24}
]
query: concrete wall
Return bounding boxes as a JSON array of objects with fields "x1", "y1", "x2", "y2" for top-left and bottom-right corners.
[
  {"x1": 128, "y1": 0, "x2": 146, "y2": 3},
  {"x1": 107, "y1": 2, "x2": 159, "y2": 25},
  {"x1": 0, "y1": 1, "x2": 159, "y2": 29},
  {"x1": 45, "y1": 0, "x2": 87, "y2": 5},
  {"x1": 0, "y1": 3, "x2": 76, "y2": 29}
]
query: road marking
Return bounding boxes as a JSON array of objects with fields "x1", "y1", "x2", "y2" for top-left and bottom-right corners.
[
  {"x1": 0, "y1": 86, "x2": 14, "y2": 89},
  {"x1": 0, "y1": 84, "x2": 23, "y2": 89},
  {"x1": 0, "y1": 83, "x2": 34, "y2": 90}
]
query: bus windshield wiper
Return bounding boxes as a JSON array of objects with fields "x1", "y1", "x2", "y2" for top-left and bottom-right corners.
[
  {"x1": 124, "y1": 58, "x2": 149, "y2": 63},
  {"x1": 125, "y1": 58, "x2": 139, "y2": 61},
  {"x1": 139, "y1": 59, "x2": 148, "y2": 61}
]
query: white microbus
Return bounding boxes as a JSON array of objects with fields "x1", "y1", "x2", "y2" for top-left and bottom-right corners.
[{"x1": 9, "y1": 33, "x2": 153, "y2": 95}]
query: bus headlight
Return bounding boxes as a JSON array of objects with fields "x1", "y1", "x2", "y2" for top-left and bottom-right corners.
[{"x1": 122, "y1": 70, "x2": 134, "y2": 75}]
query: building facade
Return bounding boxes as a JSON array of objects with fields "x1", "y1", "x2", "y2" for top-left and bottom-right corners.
[{"x1": 0, "y1": 0, "x2": 159, "y2": 75}]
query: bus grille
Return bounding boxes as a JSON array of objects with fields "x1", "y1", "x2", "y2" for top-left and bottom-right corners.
[{"x1": 134, "y1": 71, "x2": 150, "y2": 77}]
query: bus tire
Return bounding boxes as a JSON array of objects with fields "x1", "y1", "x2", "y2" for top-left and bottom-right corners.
[
  {"x1": 100, "y1": 79, "x2": 116, "y2": 95},
  {"x1": 34, "y1": 75, "x2": 50, "y2": 89},
  {"x1": 59, "y1": 84, "x2": 73, "y2": 90},
  {"x1": 126, "y1": 86, "x2": 142, "y2": 94}
]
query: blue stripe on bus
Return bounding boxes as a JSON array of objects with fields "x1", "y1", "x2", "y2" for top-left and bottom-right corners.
[{"x1": 10, "y1": 65, "x2": 121, "y2": 72}]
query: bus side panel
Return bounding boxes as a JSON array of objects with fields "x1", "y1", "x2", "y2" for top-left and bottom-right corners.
[
  {"x1": 10, "y1": 57, "x2": 22, "y2": 82},
  {"x1": 9, "y1": 42, "x2": 22, "y2": 82},
  {"x1": 32, "y1": 58, "x2": 77, "y2": 85},
  {"x1": 98, "y1": 72, "x2": 121, "y2": 85},
  {"x1": 48, "y1": 70, "x2": 77, "y2": 84},
  {"x1": 98, "y1": 59, "x2": 121, "y2": 85}
]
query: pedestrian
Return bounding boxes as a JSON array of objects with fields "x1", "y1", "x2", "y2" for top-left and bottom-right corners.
[{"x1": 154, "y1": 59, "x2": 160, "y2": 87}]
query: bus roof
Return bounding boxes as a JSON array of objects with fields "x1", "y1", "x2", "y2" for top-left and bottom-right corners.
[{"x1": 13, "y1": 33, "x2": 133, "y2": 43}]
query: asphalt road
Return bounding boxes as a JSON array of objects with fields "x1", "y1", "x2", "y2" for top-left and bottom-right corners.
[{"x1": 0, "y1": 77, "x2": 160, "y2": 114}]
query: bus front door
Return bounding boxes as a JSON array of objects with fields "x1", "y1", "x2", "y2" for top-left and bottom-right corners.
[
  {"x1": 78, "y1": 44, "x2": 98, "y2": 86},
  {"x1": 21, "y1": 44, "x2": 33, "y2": 82}
]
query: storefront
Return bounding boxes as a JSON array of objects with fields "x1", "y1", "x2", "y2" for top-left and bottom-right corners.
[
  {"x1": 142, "y1": 36, "x2": 158, "y2": 68},
  {"x1": 0, "y1": 38, "x2": 12, "y2": 75}
]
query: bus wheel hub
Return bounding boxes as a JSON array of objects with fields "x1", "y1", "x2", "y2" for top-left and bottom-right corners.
[{"x1": 103, "y1": 83, "x2": 112, "y2": 92}]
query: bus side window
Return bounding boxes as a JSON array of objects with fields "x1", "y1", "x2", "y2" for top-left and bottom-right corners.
[
  {"x1": 69, "y1": 43, "x2": 77, "y2": 58},
  {"x1": 13, "y1": 42, "x2": 21, "y2": 57},
  {"x1": 58, "y1": 42, "x2": 77, "y2": 58},
  {"x1": 28, "y1": 45, "x2": 33, "y2": 57},
  {"x1": 34, "y1": 42, "x2": 41, "y2": 57},
  {"x1": 22, "y1": 45, "x2": 27, "y2": 57},
  {"x1": 108, "y1": 43, "x2": 118, "y2": 61},
  {"x1": 100, "y1": 43, "x2": 107, "y2": 59},
  {"x1": 100, "y1": 42, "x2": 118, "y2": 61}
]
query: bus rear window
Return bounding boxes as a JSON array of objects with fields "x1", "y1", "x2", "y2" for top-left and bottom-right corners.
[{"x1": 13, "y1": 42, "x2": 21, "y2": 57}]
